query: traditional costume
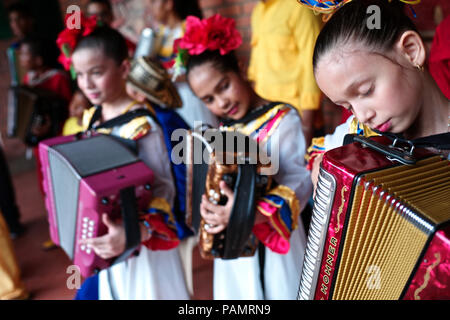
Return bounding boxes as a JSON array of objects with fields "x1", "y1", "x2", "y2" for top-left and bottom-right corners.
[{"x1": 213, "y1": 102, "x2": 313, "y2": 299}]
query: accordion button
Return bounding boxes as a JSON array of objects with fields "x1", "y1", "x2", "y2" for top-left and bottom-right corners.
[
  {"x1": 88, "y1": 232, "x2": 93, "y2": 238},
  {"x1": 80, "y1": 245, "x2": 86, "y2": 251},
  {"x1": 89, "y1": 220, "x2": 95, "y2": 226},
  {"x1": 86, "y1": 249, "x2": 92, "y2": 254}
]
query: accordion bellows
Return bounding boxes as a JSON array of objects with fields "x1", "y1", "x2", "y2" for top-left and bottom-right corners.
[
  {"x1": 298, "y1": 136, "x2": 450, "y2": 300},
  {"x1": 39, "y1": 134, "x2": 154, "y2": 277}
]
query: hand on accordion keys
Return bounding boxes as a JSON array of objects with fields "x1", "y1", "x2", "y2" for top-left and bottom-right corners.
[
  {"x1": 78, "y1": 213, "x2": 128, "y2": 260},
  {"x1": 200, "y1": 181, "x2": 235, "y2": 235}
]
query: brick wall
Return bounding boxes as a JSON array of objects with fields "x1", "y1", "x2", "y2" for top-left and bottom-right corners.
[{"x1": 199, "y1": 0, "x2": 259, "y2": 67}]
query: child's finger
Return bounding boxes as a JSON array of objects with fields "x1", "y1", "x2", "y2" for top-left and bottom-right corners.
[{"x1": 219, "y1": 181, "x2": 234, "y2": 199}]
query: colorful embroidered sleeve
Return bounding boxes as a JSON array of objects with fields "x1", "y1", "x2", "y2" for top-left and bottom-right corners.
[
  {"x1": 140, "y1": 197, "x2": 179, "y2": 250},
  {"x1": 305, "y1": 136, "x2": 326, "y2": 171},
  {"x1": 252, "y1": 185, "x2": 301, "y2": 254}
]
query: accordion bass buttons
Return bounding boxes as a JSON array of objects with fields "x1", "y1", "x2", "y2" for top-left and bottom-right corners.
[{"x1": 80, "y1": 217, "x2": 96, "y2": 254}]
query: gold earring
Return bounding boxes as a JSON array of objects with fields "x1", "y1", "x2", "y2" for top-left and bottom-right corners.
[{"x1": 416, "y1": 64, "x2": 424, "y2": 72}]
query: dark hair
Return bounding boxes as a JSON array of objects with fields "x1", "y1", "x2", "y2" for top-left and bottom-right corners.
[
  {"x1": 21, "y1": 35, "x2": 59, "y2": 68},
  {"x1": 7, "y1": 2, "x2": 33, "y2": 18},
  {"x1": 313, "y1": 0, "x2": 418, "y2": 70},
  {"x1": 172, "y1": 0, "x2": 203, "y2": 20},
  {"x1": 186, "y1": 50, "x2": 240, "y2": 81},
  {"x1": 73, "y1": 26, "x2": 128, "y2": 65}
]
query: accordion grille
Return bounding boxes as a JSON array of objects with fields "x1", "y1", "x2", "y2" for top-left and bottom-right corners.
[{"x1": 333, "y1": 157, "x2": 450, "y2": 300}]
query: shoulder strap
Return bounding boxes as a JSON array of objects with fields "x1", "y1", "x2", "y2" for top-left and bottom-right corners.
[
  {"x1": 87, "y1": 105, "x2": 161, "y2": 131},
  {"x1": 220, "y1": 102, "x2": 283, "y2": 127},
  {"x1": 371, "y1": 130, "x2": 450, "y2": 151},
  {"x1": 411, "y1": 132, "x2": 450, "y2": 150}
]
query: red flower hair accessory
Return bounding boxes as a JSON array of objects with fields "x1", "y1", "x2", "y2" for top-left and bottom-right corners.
[
  {"x1": 56, "y1": 13, "x2": 100, "y2": 77},
  {"x1": 172, "y1": 14, "x2": 242, "y2": 79}
]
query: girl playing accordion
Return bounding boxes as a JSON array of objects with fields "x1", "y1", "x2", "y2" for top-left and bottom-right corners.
[
  {"x1": 56, "y1": 14, "x2": 189, "y2": 300},
  {"x1": 175, "y1": 14, "x2": 313, "y2": 299}
]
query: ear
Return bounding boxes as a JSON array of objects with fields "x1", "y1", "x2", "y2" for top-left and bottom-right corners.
[
  {"x1": 120, "y1": 59, "x2": 131, "y2": 80},
  {"x1": 395, "y1": 30, "x2": 426, "y2": 68}
]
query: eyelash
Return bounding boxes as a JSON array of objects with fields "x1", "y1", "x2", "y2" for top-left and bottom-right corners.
[{"x1": 361, "y1": 85, "x2": 373, "y2": 97}]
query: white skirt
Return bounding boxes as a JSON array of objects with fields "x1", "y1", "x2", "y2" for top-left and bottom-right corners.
[
  {"x1": 213, "y1": 219, "x2": 307, "y2": 300},
  {"x1": 98, "y1": 246, "x2": 190, "y2": 300}
]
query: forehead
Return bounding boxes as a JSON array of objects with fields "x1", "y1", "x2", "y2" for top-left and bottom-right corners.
[
  {"x1": 187, "y1": 62, "x2": 224, "y2": 95},
  {"x1": 72, "y1": 47, "x2": 108, "y2": 69},
  {"x1": 315, "y1": 47, "x2": 388, "y2": 98}
]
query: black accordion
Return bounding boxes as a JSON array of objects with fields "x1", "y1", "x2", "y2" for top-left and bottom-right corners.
[
  {"x1": 185, "y1": 128, "x2": 272, "y2": 259},
  {"x1": 7, "y1": 86, "x2": 68, "y2": 146}
]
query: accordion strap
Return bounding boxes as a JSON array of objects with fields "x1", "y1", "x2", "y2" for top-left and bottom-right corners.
[
  {"x1": 371, "y1": 130, "x2": 450, "y2": 150},
  {"x1": 220, "y1": 101, "x2": 282, "y2": 127},
  {"x1": 223, "y1": 162, "x2": 258, "y2": 259},
  {"x1": 87, "y1": 105, "x2": 160, "y2": 131}
]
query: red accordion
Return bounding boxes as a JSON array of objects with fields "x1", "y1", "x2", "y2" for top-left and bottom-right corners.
[
  {"x1": 39, "y1": 133, "x2": 154, "y2": 277},
  {"x1": 298, "y1": 136, "x2": 450, "y2": 300}
]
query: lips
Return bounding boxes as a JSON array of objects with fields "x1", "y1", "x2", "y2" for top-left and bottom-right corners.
[
  {"x1": 375, "y1": 120, "x2": 391, "y2": 132},
  {"x1": 227, "y1": 104, "x2": 239, "y2": 116}
]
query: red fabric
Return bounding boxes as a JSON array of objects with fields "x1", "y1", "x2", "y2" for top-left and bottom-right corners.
[
  {"x1": 252, "y1": 200, "x2": 291, "y2": 254},
  {"x1": 33, "y1": 147, "x2": 45, "y2": 197},
  {"x1": 253, "y1": 221, "x2": 290, "y2": 254},
  {"x1": 429, "y1": 15, "x2": 450, "y2": 99},
  {"x1": 141, "y1": 214, "x2": 180, "y2": 250},
  {"x1": 23, "y1": 70, "x2": 73, "y2": 104}
]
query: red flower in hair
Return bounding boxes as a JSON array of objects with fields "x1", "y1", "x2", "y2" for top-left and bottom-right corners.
[
  {"x1": 56, "y1": 13, "x2": 99, "y2": 73},
  {"x1": 177, "y1": 14, "x2": 242, "y2": 56}
]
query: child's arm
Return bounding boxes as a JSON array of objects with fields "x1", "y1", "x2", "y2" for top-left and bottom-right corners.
[
  {"x1": 136, "y1": 127, "x2": 180, "y2": 250},
  {"x1": 252, "y1": 109, "x2": 312, "y2": 254}
]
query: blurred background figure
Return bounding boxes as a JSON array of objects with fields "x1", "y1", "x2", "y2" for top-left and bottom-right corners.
[
  {"x1": 248, "y1": 0, "x2": 323, "y2": 148},
  {"x1": 62, "y1": 89, "x2": 91, "y2": 136},
  {"x1": 86, "y1": 0, "x2": 114, "y2": 26},
  {"x1": 0, "y1": 213, "x2": 29, "y2": 300},
  {"x1": 429, "y1": 15, "x2": 450, "y2": 99},
  {"x1": 6, "y1": 2, "x2": 35, "y2": 85},
  {"x1": 145, "y1": 0, "x2": 218, "y2": 128}
]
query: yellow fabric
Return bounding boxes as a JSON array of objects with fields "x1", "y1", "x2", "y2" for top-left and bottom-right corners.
[
  {"x1": 81, "y1": 101, "x2": 156, "y2": 140},
  {"x1": 248, "y1": 0, "x2": 323, "y2": 114},
  {"x1": 156, "y1": 21, "x2": 186, "y2": 60},
  {"x1": 348, "y1": 117, "x2": 379, "y2": 137},
  {"x1": 0, "y1": 213, "x2": 28, "y2": 300},
  {"x1": 62, "y1": 117, "x2": 84, "y2": 136}
]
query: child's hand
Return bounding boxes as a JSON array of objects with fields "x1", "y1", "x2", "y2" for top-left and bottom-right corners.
[
  {"x1": 311, "y1": 153, "x2": 324, "y2": 198},
  {"x1": 79, "y1": 213, "x2": 126, "y2": 259},
  {"x1": 200, "y1": 181, "x2": 234, "y2": 234}
]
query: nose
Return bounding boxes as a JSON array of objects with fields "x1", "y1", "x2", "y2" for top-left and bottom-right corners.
[
  {"x1": 79, "y1": 74, "x2": 95, "y2": 91},
  {"x1": 353, "y1": 104, "x2": 376, "y2": 126},
  {"x1": 215, "y1": 95, "x2": 229, "y2": 110}
]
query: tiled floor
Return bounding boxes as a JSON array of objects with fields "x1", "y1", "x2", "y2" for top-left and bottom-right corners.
[{"x1": 8, "y1": 153, "x2": 213, "y2": 300}]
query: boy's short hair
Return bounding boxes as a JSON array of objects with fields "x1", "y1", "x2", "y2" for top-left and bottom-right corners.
[
  {"x1": 7, "y1": 2, "x2": 33, "y2": 18},
  {"x1": 21, "y1": 35, "x2": 59, "y2": 68}
]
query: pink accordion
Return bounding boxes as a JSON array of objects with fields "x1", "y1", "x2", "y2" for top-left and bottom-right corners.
[{"x1": 39, "y1": 133, "x2": 154, "y2": 277}]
